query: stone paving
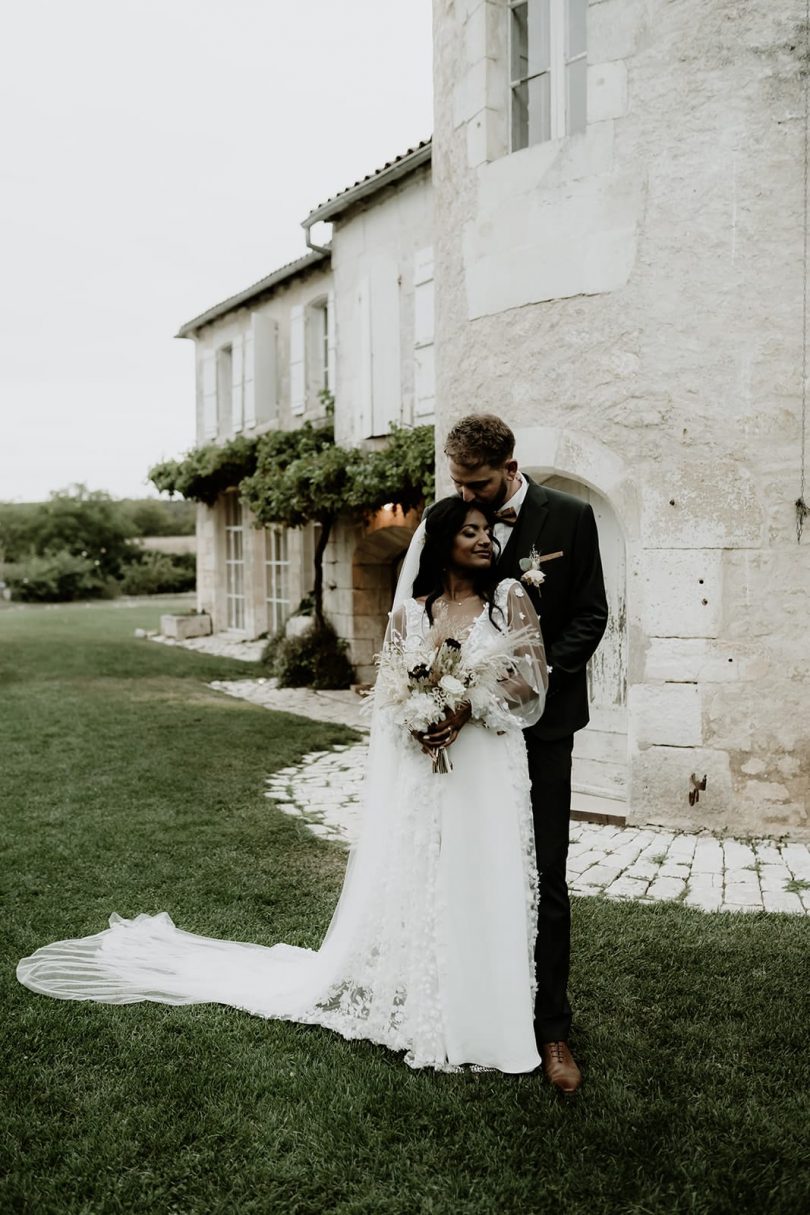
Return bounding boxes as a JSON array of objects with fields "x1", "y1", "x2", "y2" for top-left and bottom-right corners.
[
  {"x1": 209, "y1": 678, "x2": 369, "y2": 732},
  {"x1": 183, "y1": 674, "x2": 810, "y2": 916},
  {"x1": 263, "y1": 741, "x2": 810, "y2": 917},
  {"x1": 150, "y1": 633, "x2": 267, "y2": 662}
]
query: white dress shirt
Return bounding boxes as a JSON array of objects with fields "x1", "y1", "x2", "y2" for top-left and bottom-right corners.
[{"x1": 493, "y1": 472, "x2": 529, "y2": 555}]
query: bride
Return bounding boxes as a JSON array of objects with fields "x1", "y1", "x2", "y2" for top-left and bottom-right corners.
[{"x1": 17, "y1": 496, "x2": 548, "y2": 1074}]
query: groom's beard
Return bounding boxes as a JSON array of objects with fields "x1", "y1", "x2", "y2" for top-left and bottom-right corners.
[{"x1": 453, "y1": 476, "x2": 511, "y2": 510}]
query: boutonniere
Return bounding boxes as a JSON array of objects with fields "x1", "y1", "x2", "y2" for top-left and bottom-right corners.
[{"x1": 519, "y1": 548, "x2": 564, "y2": 591}]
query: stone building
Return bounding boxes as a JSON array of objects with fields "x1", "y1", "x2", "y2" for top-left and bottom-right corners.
[
  {"x1": 176, "y1": 1, "x2": 808, "y2": 834},
  {"x1": 431, "y1": 0, "x2": 810, "y2": 834},
  {"x1": 176, "y1": 145, "x2": 433, "y2": 680}
]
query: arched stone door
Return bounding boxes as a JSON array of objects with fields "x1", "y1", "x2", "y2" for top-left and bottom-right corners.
[
  {"x1": 351, "y1": 523, "x2": 415, "y2": 683},
  {"x1": 532, "y1": 473, "x2": 629, "y2": 822}
]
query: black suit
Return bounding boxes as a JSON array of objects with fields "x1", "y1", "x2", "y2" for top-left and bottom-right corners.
[{"x1": 497, "y1": 478, "x2": 608, "y2": 1044}]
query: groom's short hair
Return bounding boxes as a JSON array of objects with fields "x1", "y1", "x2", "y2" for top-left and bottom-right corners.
[{"x1": 444, "y1": 414, "x2": 515, "y2": 469}]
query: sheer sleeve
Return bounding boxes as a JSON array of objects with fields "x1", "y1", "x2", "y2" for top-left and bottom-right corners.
[{"x1": 497, "y1": 582, "x2": 548, "y2": 729}]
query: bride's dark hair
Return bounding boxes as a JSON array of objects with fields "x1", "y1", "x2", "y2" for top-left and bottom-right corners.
[{"x1": 412, "y1": 496, "x2": 503, "y2": 627}]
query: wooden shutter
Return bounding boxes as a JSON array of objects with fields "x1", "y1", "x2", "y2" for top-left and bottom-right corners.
[
  {"x1": 290, "y1": 304, "x2": 305, "y2": 416},
  {"x1": 202, "y1": 350, "x2": 217, "y2": 438},
  {"x1": 413, "y1": 247, "x2": 435, "y2": 420},
  {"x1": 242, "y1": 328, "x2": 255, "y2": 428},
  {"x1": 231, "y1": 334, "x2": 244, "y2": 432},
  {"x1": 357, "y1": 278, "x2": 372, "y2": 438},
  {"x1": 326, "y1": 289, "x2": 337, "y2": 397},
  {"x1": 252, "y1": 312, "x2": 278, "y2": 424},
  {"x1": 370, "y1": 259, "x2": 401, "y2": 436}
]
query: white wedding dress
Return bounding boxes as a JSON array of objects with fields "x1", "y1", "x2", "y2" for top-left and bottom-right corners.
[{"x1": 17, "y1": 579, "x2": 547, "y2": 1074}]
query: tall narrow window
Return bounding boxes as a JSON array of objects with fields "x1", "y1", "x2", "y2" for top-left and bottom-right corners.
[
  {"x1": 223, "y1": 494, "x2": 245, "y2": 631},
  {"x1": 265, "y1": 526, "x2": 290, "y2": 635},
  {"x1": 509, "y1": 0, "x2": 586, "y2": 151},
  {"x1": 510, "y1": 0, "x2": 551, "y2": 150},
  {"x1": 565, "y1": 0, "x2": 588, "y2": 135},
  {"x1": 307, "y1": 298, "x2": 330, "y2": 397}
]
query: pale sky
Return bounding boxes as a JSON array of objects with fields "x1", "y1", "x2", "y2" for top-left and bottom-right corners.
[{"x1": 0, "y1": 0, "x2": 434, "y2": 502}]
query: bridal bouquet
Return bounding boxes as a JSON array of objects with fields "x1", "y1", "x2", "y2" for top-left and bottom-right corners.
[{"x1": 369, "y1": 618, "x2": 538, "y2": 773}]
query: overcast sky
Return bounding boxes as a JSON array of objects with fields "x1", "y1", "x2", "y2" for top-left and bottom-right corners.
[{"x1": 0, "y1": 0, "x2": 434, "y2": 502}]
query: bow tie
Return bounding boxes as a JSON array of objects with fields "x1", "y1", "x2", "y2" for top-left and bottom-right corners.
[{"x1": 494, "y1": 506, "x2": 519, "y2": 526}]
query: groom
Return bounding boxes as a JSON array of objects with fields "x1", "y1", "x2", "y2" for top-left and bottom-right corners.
[{"x1": 440, "y1": 414, "x2": 608, "y2": 1095}]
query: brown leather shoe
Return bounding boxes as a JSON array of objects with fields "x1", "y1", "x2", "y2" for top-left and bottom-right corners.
[{"x1": 541, "y1": 1041, "x2": 582, "y2": 1097}]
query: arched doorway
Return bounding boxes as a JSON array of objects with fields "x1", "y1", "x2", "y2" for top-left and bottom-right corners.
[
  {"x1": 531, "y1": 473, "x2": 629, "y2": 822},
  {"x1": 351, "y1": 521, "x2": 415, "y2": 683}
]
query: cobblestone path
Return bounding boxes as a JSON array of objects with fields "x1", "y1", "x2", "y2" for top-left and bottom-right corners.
[
  {"x1": 195, "y1": 676, "x2": 810, "y2": 915},
  {"x1": 265, "y1": 742, "x2": 810, "y2": 917}
]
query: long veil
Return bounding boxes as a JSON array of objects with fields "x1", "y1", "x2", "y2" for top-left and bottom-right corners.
[{"x1": 16, "y1": 519, "x2": 447, "y2": 1062}]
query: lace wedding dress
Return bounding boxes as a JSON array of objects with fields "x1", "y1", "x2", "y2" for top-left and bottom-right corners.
[{"x1": 17, "y1": 580, "x2": 547, "y2": 1074}]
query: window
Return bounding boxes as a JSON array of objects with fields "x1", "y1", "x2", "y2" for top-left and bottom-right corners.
[
  {"x1": 509, "y1": 0, "x2": 587, "y2": 151},
  {"x1": 223, "y1": 494, "x2": 245, "y2": 631},
  {"x1": 265, "y1": 526, "x2": 290, "y2": 634},
  {"x1": 308, "y1": 298, "x2": 330, "y2": 394}
]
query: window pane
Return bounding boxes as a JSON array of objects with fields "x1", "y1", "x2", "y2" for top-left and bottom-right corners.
[
  {"x1": 527, "y1": 0, "x2": 550, "y2": 75},
  {"x1": 566, "y1": 0, "x2": 587, "y2": 59},
  {"x1": 510, "y1": 2, "x2": 528, "y2": 83},
  {"x1": 528, "y1": 72, "x2": 551, "y2": 145},
  {"x1": 566, "y1": 56, "x2": 587, "y2": 134},
  {"x1": 511, "y1": 81, "x2": 529, "y2": 151}
]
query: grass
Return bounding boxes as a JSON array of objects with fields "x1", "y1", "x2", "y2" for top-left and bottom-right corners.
[{"x1": 2, "y1": 600, "x2": 809, "y2": 1214}]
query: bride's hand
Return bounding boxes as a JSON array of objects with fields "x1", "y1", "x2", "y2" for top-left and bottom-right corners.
[{"x1": 412, "y1": 702, "x2": 472, "y2": 751}]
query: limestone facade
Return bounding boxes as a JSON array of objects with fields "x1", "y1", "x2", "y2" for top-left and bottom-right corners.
[
  {"x1": 432, "y1": 0, "x2": 810, "y2": 834},
  {"x1": 178, "y1": 158, "x2": 433, "y2": 678}
]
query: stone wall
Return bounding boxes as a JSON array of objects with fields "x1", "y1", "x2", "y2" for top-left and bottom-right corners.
[{"x1": 432, "y1": 0, "x2": 810, "y2": 835}]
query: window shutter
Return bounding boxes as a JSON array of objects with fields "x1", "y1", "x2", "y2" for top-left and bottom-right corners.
[
  {"x1": 202, "y1": 350, "x2": 217, "y2": 438},
  {"x1": 414, "y1": 346, "x2": 435, "y2": 420},
  {"x1": 370, "y1": 260, "x2": 401, "y2": 436},
  {"x1": 413, "y1": 247, "x2": 434, "y2": 347},
  {"x1": 413, "y1": 247, "x2": 434, "y2": 420},
  {"x1": 231, "y1": 334, "x2": 244, "y2": 433},
  {"x1": 326, "y1": 290, "x2": 337, "y2": 397},
  {"x1": 290, "y1": 304, "x2": 305, "y2": 416},
  {"x1": 357, "y1": 278, "x2": 372, "y2": 438},
  {"x1": 252, "y1": 312, "x2": 278, "y2": 424},
  {"x1": 243, "y1": 328, "x2": 255, "y2": 428}
]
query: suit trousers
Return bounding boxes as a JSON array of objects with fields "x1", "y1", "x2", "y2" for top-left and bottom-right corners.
[{"x1": 526, "y1": 733, "x2": 575, "y2": 1045}]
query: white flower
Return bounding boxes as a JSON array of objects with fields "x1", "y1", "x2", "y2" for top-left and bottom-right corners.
[
  {"x1": 439, "y1": 674, "x2": 465, "y2": 696},
  {"x1": 404, "y1": 692, "x2": 441, "y2": 733},
  {"x1": 522, "y1": 568, "x2": 545, "y2": 588}
]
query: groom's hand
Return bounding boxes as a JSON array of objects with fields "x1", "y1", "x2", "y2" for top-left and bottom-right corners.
[{"x1": 413, "y1": 702, "x2": 472, "y2": 751}]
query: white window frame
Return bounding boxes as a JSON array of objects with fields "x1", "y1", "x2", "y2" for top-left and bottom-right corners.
[
  {"x1": 508, "y1": 0, "x2": 587, "y2": 151},
  {"x1": 223, "y1": 493, "x2": 246, "y2": 631},
  {"x1": 306, "y1": 296, "x2": 331, "y2": 399},
  {"x1": 216, "y1": 344, "x2": 233, "y2": 437},
  {"x1": 265, "y1": 526, "x2": 291, "y2": 635}
]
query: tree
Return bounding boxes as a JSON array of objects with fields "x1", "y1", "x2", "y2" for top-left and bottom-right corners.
[
  {"x1": 148, "y1": 417, "x2": 436, "y2": 628},
  {"x1": 149, "y1": 435, "x2": 259, "y2": 506},
  {"x1": 6, "y1": 485, "x2": 137, "y2": 578},
  {"x1": 240, "y1": 423, "x2": 358, "y2": 626}
]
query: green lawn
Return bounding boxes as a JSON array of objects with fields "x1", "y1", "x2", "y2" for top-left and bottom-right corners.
[{"x1": 2, "y1": 600, "x2": 809, "y2": 1215}]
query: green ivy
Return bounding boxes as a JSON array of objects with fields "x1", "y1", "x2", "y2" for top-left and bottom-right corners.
[
  {"x1": 148, "y1": 417, "x2": 435, "y2": 625},
  {"x1": 149, "y1": 435, "x2": 259, "y2": 506}
]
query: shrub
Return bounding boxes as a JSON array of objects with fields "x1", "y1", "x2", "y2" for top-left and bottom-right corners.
[
  {"x1": 119, "y1": 551, "x2": 196, "y2": 596},
  {"x1": 6, "y1": 550, "x2": 112, "y2": 602},
  {"x1": 269, "y1": 620, "x2": 355, "y2": 690}
]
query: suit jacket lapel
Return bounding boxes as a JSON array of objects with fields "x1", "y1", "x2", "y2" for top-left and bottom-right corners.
[{"x1": 497, "y1": 476, "x2": 550, "y2": 572}]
